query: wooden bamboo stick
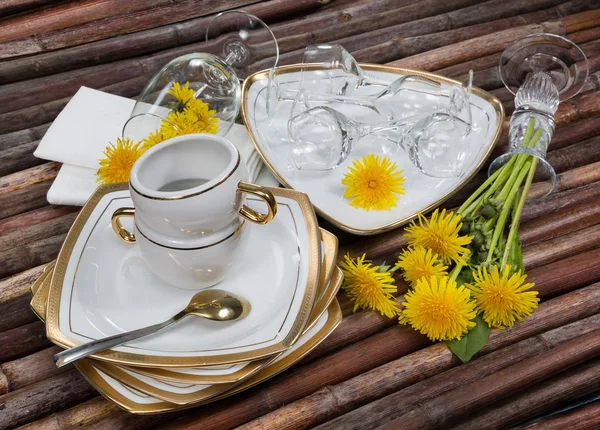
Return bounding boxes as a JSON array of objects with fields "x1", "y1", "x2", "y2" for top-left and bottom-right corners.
[
  {"x1": 536, "y1": 160, "x2": 600, "y2": 198},
  {"x1": 0, "y1": 232, "x2": 66, "y2": 280},
  {"x1": 17, "y1": 396, "x2": 118, "y2": 430},
  {"x1": 520, "y1": 200, "x2": 600, "y2": 244},
  {"x1": 0, "y1": 0, "x2": 338, "y2": 83},
  {"x1": 0, "y1": 294, "x2": 38, "y2": 335},
  {"x1": 388, "y1": 21, "x2": 567, "y2": 71},
  {"x1": 0, "y1": 264, "x2": 45, "y2": 303},
  {"x1": 526, "y1": 247, "x2": 600, "y2": 299},
  {"x1": 436, "y1": 52, "x2": 502, "y2": 78},
  {"x1": 0, "y1": 162, "x2": 60, "y2": 196},
  {"x1": 0, "y1": 321, "x2": 51, "y2": 363},
  {"x1": 335, "y1": 0, "x2": 580, "y2": 57},
  {"x1": 0, "y1": 123, "x2": 48, "y2": 151},
  {"x1": 0, "y1": 211, "x2": 76, "y2": 254},
  {"x1": 0, "y1": 368, "x2": 98, "y2": 429},
  {"x1": 0, "y1": 0, "x2": 57, "y2": 17},
  {"x1": 0, "y1": 180, "x2": 51, "y2": 220},
  {"x1": 0, "y1": 205, "x2": 78, "y2": 238},
  {"x1": 0, "y1": 345, "x2": 64, "y2": 394},
  {"x1": 555, "y1": 88, "x2": 600, "y2": 126},
  {"x1": 0, "y1": 140, "x2": 44, "y2": 177},
  {"x1": 0, "y1": 1, "x2": 171, "y2": 44},
  {"x1": 547, "y1": 135, "x2": 600, "y2": 173},
  {"x1": 0, "y1": 0, "x2": 265, "y2": 58},
  {"x1": 523, "y1": 180, "x2": 600, "y2": 222},
  {"x1": 449, "y1": 359, "x2": 600, "y2": 429},
  {"x1": 352, "y1": 8, "x2": 562, "y2": 64},
  {"x1": 244, "y1": 313, "x2": 600, "y2": 430},
  {"x1": 523, "y1": 223, "x2": 600, "y2": 269},
  {"x1": 376, "y1": 329, "x2": 600, "y2": 429},
  {"x1": 519, "y1": 397, "x2": 600, "y2": 430}
]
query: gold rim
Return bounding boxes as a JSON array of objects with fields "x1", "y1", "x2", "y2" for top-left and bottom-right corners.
[
  {"x1": 74, "y1": 299, "x2": 342, "y2": 414},
  {"x1": 45, "y1": 184, "x2": 322, "y2": 367},
  {"x1": 130, "y1": 151, "x2": 241, "y2": 201},
  {"x1": 241, "y1": 63, "x2": 505, "y2": 235}
]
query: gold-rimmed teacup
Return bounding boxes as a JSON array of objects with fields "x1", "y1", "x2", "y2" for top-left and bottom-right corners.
[{"x1": 128, "y1": 133, "x2": 276, "y2": 239}]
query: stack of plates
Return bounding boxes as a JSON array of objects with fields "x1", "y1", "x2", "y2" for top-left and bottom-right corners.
[{"x1": 31, "y1": 183, "x2": 342, "y2": 413}]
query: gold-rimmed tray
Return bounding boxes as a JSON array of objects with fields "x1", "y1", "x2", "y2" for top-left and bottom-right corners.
[
  {"x1": 241, "y1": 64, "x2": 505, "y2": 235},
  {"x1": 45, "y1": 183, "x2": 322, "y2": 367}
]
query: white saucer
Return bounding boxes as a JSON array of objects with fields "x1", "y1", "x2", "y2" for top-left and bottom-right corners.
[
  {"x1": 46, "y1": 183, "x2": 322, "y2": 367},
  {"x1": 242, "y1": 64, "x2": 504, "y2": 235}
]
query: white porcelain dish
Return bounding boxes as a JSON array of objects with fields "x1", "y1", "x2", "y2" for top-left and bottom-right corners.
[{"x1": 242, "y1": 64, "x2": 504, "y2": 235}]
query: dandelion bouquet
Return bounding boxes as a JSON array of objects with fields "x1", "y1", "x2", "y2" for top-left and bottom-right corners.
[{"x1": 341, "y1": 118, "x2": 545, "y2": 363}]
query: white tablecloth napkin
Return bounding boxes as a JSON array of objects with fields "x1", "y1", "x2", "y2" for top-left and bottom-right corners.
[{"x1": 34, "y1": 86, "x2": 278, "y2": 206}]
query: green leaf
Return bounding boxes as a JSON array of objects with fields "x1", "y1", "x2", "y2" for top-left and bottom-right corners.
[
  {"x1": 507, "y1": 231, "x2": 524, "y2": 274},
  {"x1": 445, "y1": 314, "x2": 490, "y2": 363},
  {"x1": 454, "y1": 267, "x2": 474, "y2": 286},
  {"x1": 376, "y1": 264, "x2": 393, "y2": 273}
]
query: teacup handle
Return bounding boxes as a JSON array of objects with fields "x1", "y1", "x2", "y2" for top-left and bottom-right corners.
[
  {"x1": 237, "y1": 181, "x2": 277, "y2": 225},
  {"x1": 111, "y1": 207, "x2": 136, "y2": 244}
]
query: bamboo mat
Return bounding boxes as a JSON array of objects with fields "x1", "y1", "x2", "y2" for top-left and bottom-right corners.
[{"x1": 2, "y1": 0, "x2": 600, "y2": 429}]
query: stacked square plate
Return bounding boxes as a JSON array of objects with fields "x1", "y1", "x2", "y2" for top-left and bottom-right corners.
[{"x1": 30, "y1": 183, "x2": 342, "y2": 413}]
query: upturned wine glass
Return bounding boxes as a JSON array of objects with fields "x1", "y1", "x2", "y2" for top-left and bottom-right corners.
[
  {"x1": 123, "y1": 11, "x2": 279, "y2": 142},
  {"x1": 287, "y1": 90, "x2": 471, "y2": 177},
  {"x1": 490, "y1": 33, "x2": 589, "y2": 196}
]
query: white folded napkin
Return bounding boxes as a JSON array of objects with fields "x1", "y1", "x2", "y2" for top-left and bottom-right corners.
[{"x1": 35, "y1": 86, "x2": 278, "y2": 206}]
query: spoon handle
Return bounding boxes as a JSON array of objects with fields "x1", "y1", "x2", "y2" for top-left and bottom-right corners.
[{"x1": 53, "y1": 311, "x2": 187, "y2": 368}]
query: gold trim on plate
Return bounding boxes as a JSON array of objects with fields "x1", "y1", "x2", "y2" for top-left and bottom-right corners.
[
  {"x1": 45, "y1": 183, "x2": 322, "y2": 367},
  {"x1": 241, "y1": 63, "x2": 505, "y2": 235}
]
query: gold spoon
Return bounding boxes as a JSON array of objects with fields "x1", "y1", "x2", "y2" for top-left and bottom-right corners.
[{"x1": 53, "y1": 289, "x2": 250, "y2": 368}]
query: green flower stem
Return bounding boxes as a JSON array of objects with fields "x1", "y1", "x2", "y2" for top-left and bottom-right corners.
[
  {"x1": 457, "y1": 163, "x2": 505, "y2": 215},
  {"x1": 486, "y1": 160, "x2": 532, "y2": 262},
  {"x1": 501, "y1": 157, "x2": 538, "y2": 267},
  {"x1": 459, "y1": 157, "x2": 516, "y2": 217},
  {"x1": 449, "y1": 262, "x2": 465, "y2": 282}
]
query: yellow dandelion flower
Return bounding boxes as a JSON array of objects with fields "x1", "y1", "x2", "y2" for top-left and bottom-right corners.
[
  {"x1": 400, "y1": 276, "x2": 476, "y2": 341},
  {"x1": 185, "y1": 100, "x2": 219, "y2": 134},
  {"x1": 340, "y1": 254, "x2": 400, "y2": 318},
  {"x1": 142, "y1": 129, "x2": 169, "y2": 150},
  {"x1": 342, "y1": 153, "x2": 405, "y2": 211},
  {"x1": 161, "y1": 102, "x2": 219, "y2": 136},
  {"x1": 396, "y1": 246, "x2": 448, "y2": 287},
  {"x1": 167, "y1": 82, "x2": 196, "y2": 106},
  {"x1": 468, "y1": 265, "x2": 539, "y2": 329},
  {"x1": 404, "y1": 209, "x2": 473, "y2": 265},
  {"x1": 96, "y1": 138, "x2": 146, "y2": 184}
]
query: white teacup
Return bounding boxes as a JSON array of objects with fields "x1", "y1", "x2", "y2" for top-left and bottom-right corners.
[
  {"x1": 128, "y1": 133, "x2": 276, "y2": 239},
  {"x1": 110, "y1": 133, "x2": 277, "y2": 289},
  {"x1": 113, "y1": 212, "x2": 250, "y2": 289}
]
